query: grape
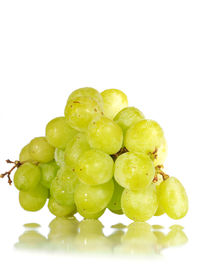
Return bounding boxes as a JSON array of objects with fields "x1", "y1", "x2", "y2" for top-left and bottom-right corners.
[
  {"x1": 74, "y1": 180, "x2": 114, "y2": 214},
  {"x1": 64, "y1": 96, "x2": 102, "y2": 132},
  {"x1": 121, "y1": 184, "x2": 158, "y2": 221},
  {"x1": 114, "y1": 152, "x2": 155, "y2": 191},
  {"x1": 114, "y1": 107, "x2": 145, "y2": 134},
  {"x1": 29, "y1": 137, "x2": 55, "y2": 163},
  {"x1": 153, "y1": 138, "x2": 167, "y2": 166},
  {"x1": 46, "y1": 117, "x2": 77, "y2": 149},
  {"x1": 14, "y1": 163, "x2": 41, "y2": 191},
  {"x1": 54, "y1": 148, "x2": 65, "y2": 167},
  {"x1": 50, "y1": 165, "x2": 78, "y2": 206},
  {"x1": 159, "y1": 177, "x2": 188, "y2": 219},
  {"x1": 48, "y1": 197, "x2": 76, "y2": 217},
  {"x1": 19, "y1": 184, "x2": 48, "y2": 211},
  {"x1": 154, "y1": 184, "x2": 165, "y2": 216},
  {"x1": 124, "y1": 119, "x2": 165, "y2": 157},
  {"x1": 87, "y1": 116, "x2": 123, "y2": 155},
  {"x1": 101, "y1": 89, "x2": 128, "y2": 119},
  {"x1": 108, "y1": 179, "x2": 123, "y2": 213},
  {"x1": 39, "y1": 161, "x2": 59, "y2": 189},
  {"x1": 64, "y1": 133, "x2": 90, "y2": 169},
  {"x1": 78, "y1": 208, "x2": 105, "y2": 219},
  {"x1": 67, "y1": 87, "x2": 103, "y2": 107},
  {"x1": 19, "y1": 143, "x2": 33, "y2": 162},
  {"x1": 76, "y1": 149, "x2": 114, "y2": 185}
]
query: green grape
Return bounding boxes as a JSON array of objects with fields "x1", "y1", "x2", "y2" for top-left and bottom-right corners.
[
  {"x1": 50, "y1": 165, "x2": 78, "y2": 206},
  {"x1": 124, "y1": 120, "x2": 165, "y2": 157},
  {"x1": 74, "y1": 180, "x2": 114, "y2": 214},
  {"x1": 114, "y1": 107, "x2": 145, "y2": 134},
  {"x1": 48, "y1": 197, "x2": 76, "y2": 217},
  {"x1": 19, "y1": 184, "x2": 48, "y2": 211},
  {"x1": 159, "y1": 177, "x2": 188, "y2": 219},
  {"x1": 39, "y1": 161, "x2": 59, "y2": 189},
  {"x1": 78, "y1": 208, "x2": 105, "y2": 219},
  {"x1": 76, "y1": 149, "x2": 114, "y2": 185},
  {"x1": 54, "y1": 148, "x2": 65, "y2": 167},
  {"x1": 19, "y1": 143, "x2": 33, "y2": 162},
  {"x1": 46, "y1": 117, "x2": 77, "y2": 149},
  {"x1": 64, "y1": 96, "x2": 102, "y2": 132},
  {"x1": 14, "y1": 163, "x2": 41, "y2": 191},
  {"x1": 64, "y1": 133, "x2": 90, "y2": 169},
  {"x1": 101, "y1": 89, "x2": 128, "y2": 119},
  {"x1": 29, "y1": 137, "x2": 55, "y2": 163},
  {"x1": 121, "y1": 184, "x2": 158, "y2": 222},
  {"x1": 109, "y1": 209, "x2": 123, "y2": 215},
  {"x1": 154, "y1": 184, "x2": 165, "y2": 216},
  {"x1": 153, "y1": 138, "x2": 168, "y2": 166},
  {"x1": 108, "y1": 179, "x2": 123, "y2": 213},
  {"x1": 67, "y1": 87, "x2": 103, "y2": 107},
  {"x1": 114, "y1": 152, "x2": 155, "y2": 191},
  {"x1": 87, "y1": 116, "x2": 123, "y2": 155}
]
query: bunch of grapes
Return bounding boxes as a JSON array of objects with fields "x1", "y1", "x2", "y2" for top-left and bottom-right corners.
[{"x1": 1, "y1": 87, "x2": 188, "y2": 222}]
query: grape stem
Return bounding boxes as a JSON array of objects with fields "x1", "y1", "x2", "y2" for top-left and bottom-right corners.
[
  {"x1": 111, "y1": 147, "x2": 129, "y2": 161},
  {"x1": 154, "y1": 165, "x2": 170, "y2": 182}
]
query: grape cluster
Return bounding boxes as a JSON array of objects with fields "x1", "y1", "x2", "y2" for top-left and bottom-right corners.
[{"x1": 10, "y1": 87, "x2": 188, "y2": 221}]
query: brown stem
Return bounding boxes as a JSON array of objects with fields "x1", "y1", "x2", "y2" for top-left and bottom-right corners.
[
  {"x1": 111, "y1": 147, "x2": 129, "y2": 161},
  {"x1": 154, "y1": 165, "x2": 170, "y2": 181},
  {"x1": 0, "y1": 160, "x2": 23, "y2": 185}
]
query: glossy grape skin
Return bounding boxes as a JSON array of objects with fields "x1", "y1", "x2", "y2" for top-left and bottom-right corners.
[
  {"x1": 76, "y1": 149, "x2": 114, "y2": 185},
  {"x1": 114, "y1": 152, "x2": 155, "y2": 191},
  {"x1": 159, "y1": 177, "x2": 188, "y2": 219},
  {"x1": 14, "y1": 163, "x2": 41, "y2": 191},
  {"x1": 54, "y1": 148, "x2": 65, "y2": 167},
  {"x1": 48, "y1": 197, "x2": 76, "y2": 217},
  {"x1": 124, "y1": 120, "x2": 165, "y2": 156},
  {"x1": 74, "y1": 180, "x2": 114, "y2": 214},
  {"x1": 64, "y1": 96, "x2": 102, "y2": 132},
  {"x1": 39, "y1": 161, "x2": 59, "y2": 189},
  {"x1": 29, "y1": 137, "x2": 55, "y2": 163},
  {"x1": 19, "y1": 184, "x2": 48, "y2": 211},
  {"x1": 101, "y1": 89, "x2": 128, "y2": 119},
  {"x1": 114, "y1": 107, "x2": 145, "y2": 134},
  {"x1": 108, "y1": 179, "x2": 123, "y2": 213},
  {"x1": 19, "y1": 144, "x2": 33, "y2": 162},
  {"x1": 121, "y1": 185, "x2": 158, "y2": 222},
  {"x1": 154, "y1": 184, "x2": 165, "y2": 216},
  {"x1": 87, "y1": 117, "x2": 123, "y2": 155},
  {"x1": 78, "y1": 208, "x2": 105, "y2": 219},
  {"x1": 64, "y1": 133, "x2": 90, "y2": 169},
  {"x1": 46, "y1": 117, "x2": 77, "y2": 149}
]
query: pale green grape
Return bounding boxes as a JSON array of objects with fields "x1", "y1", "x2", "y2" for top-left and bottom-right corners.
[
  {"x1": 114, "y1": 152, "x2": 155, "y2": 191},
  {"x1": 67, "y1": 87, "x2": 103, "y2": 107},
  {"x1": 101, "y1": 89, "x2": 128, "y2": 119},
  {"x1": 64, "y1": 96, "x2": 102, "y2": 132},
  {"x1": 108, "y1": 179, "x2": 123, "y2": 213},
  {"x1": 64, "y1": 133, "x2": 90, "y2": 169},
  {"x1": 74, "y1": 180, "x2": 114, "y2": 214},
  {"x1": 19, "y1": 143, "x2": 33, "y2": 162},
  {"x1": 54, "y1": 148, "x2": 65, "y2": 167},
  {"x1": 48, "y1": 197, "x2": 76, "y2": 217},
  {"x1": 76, "y1": 149, "x2": 114, "y2": 185},
  {"x1": 39, "y1": 161, "x2": 59, "y2": 189},
  {"x1": 125, "y1": 120, "x2": 165, "y2": 157},
  {"x1": 154, "y1": 184, "x2": 165, "y2": 216},
  {"x1": 50, "y1": 165, "x2": 78, "y2": 206},
  {"x1": 78, "y1": 208, "x2": 105, "y2": 219},
  {"x1": 46, "y1": 117, "x2": 77, "y2": 149},
  {"x1": 14, "y1": 163, "x2": 41, "y2": 191},
  {"x1": 29, "y1": 137, "x2": 55, "y2": 163},
  {"x1": 121, "y1": 184, "x2": 158, "y2": 222},
  {"x1": 153, "y1": 138, "x2": 168, "y2": 166},
  {"x1": 159, "y1": 177, "x2": 188, "y2": 219},
  {"x1": 114, "y1": 107, "x2": 145, "y2": 134},
  {"x1": 19, "y1": 184, "x2": 48, "y2": 211},
  {"x1": 87, "y1": 116, "x2": 123, "y2": 155}
]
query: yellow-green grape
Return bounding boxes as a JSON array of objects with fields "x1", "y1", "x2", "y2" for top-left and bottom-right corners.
[
  {"x1": 39, "y1": 161, "x2": 59, "y2": 189},
  {"x1": 54, "y1": 148, "x2": 65, "y2": 167},
  {"x1": 46, "y1": 117, "x2": 77, "y2": 149},
  {"x1": 114, "y1": 152, "x2": 155, "y2": 191},
  {"x1": 163, "y1": 225, "x2": 188, "y2": 247},
  {"x1": 153, "y1": 138, "x2": 168, "y2": 166},
  {"x1": 154, "y1": 184, "x2": 165, "y2": 216},
  {"x1": 48, "y1": 197, "x2": 76, "y2": 217},
  {"x1": 121, "y1": 185, "x2": 158, "y2": 222},
  {"x1": 101, "y1": 89, "x2": 128, "y2": 119},
  {"x1": 114, "y1": 107, "x2": 145, "y2": 134},
  {"x1": 76, "y1": 149, "x2": 114, "y2": 185},
  {"x1": 19, "y1": 184, "x2": 48, "y2": 211},
  {"x1": 74, "y1": 180, "x2": 114, "y2": 214},
  {"x1": 125, "y1": 120, "x2": 165, "y2": 157},
  {"x1": 50, "y1": 165, "x2": 78, "y2": 206},
  {"x1": 78, "y1": 208, "x2": 105, "y2": 219},
  {"x1": 87, "y1": 117, "x2": 123, "y2": 155},
  {"x1": 64, "y1": 133, "x2": 90, "y2": 170},
  {"x1": 67, "y1": 87, "x2": 103, "y2": 107},
  {"x1": 19, "y1": 143, "x2": 33, "y2": 162},
  {"x1": 108, "y1": 179, "x2": 123, "y2": 213},
  {"x1": 14, "y1": 163, "x2": 41, "y2": 191},
  {"x1": 29, "y1": 137, "x2": 55, "y2": 163},
  {"x1": 159, "y1": 177, "x2": 188, "y2": 219},
  {"x1": 64, "y1": 96, "x2": 102, "y2": 132}
]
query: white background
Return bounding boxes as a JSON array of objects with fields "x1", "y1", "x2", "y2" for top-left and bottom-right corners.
[{"x1": 0, "y1": 0, "x2": 199, "y2": 266}]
